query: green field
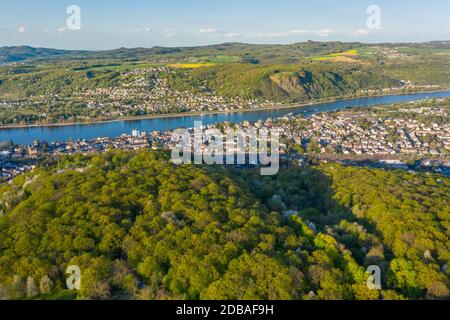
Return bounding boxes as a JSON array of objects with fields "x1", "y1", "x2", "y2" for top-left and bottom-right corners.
[{"x1": 0, "y1": 41, "x2": 449, "y2": 126}]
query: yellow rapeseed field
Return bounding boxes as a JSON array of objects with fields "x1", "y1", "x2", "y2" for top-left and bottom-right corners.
[
  {"x1": 313, "y1": 49, "x2": 362, "y2": 63},
  {"x1": 168, "y1": 63, "x2": 216, "y2": 69}
]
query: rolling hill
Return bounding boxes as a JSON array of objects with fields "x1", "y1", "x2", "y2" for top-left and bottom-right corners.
[
  {"x1": 0, "y1": 150, "x2": 448, "y2": 300},
  {"x1": 0, "y1": 46, "x2": 87, "y2": 64}
]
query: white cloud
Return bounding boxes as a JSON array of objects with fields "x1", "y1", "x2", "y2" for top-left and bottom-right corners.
[
  {"x1": 226, "y1": 32, "x2": 241, "y2": 38},
  {"x1": 265, "y1": 28, "x2": 337, "y2": 38},
  {"x1": 198, "y1": 28, "x2": 236, "y2": 38},
  {"x1": 198, "y1": 28, "x2": 218, "y2": 34},
  {"x1": 314, "y1": 28, "x2": 336, "y2": 37},
  {"x1": 289, "y1": 29, "x2": 310, "y2": 35},
  {"x1": 353, "y1": 29, "x2": 374, "y2": 36},
  {"x1": 266, "y1": 31, "x2": 288, "y2": 37},
  {"x1": 165, "y1": 29, "x2": 178, "y2": 38},
  {"x1": 17, "y1": 26, "x2": 26, "y2": 33},
  {"x1": 134, "y1": 27, "x2": 152, "y2": 33}
]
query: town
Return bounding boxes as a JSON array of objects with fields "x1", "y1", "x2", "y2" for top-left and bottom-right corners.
[
  {"x1": 0, "y1": 66, "x2": 276, "y2": 126},
  {"x1": 1, "y1": 99, "x2": 449, "y2": 181}
]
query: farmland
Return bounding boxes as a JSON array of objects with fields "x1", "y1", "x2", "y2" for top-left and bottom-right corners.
[
  {"x1": 168, "y1": 63, "x2": 216, "y2": 69},
  {"x1": 0, "y1": 41, "x2": 449, "y2": 126},
  {"x1": 313, "y1": 49, "x2": 361, "y2": 63}
]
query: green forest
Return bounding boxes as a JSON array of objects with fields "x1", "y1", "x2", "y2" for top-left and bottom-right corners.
[
  {"x1": 0, "y1": 150, "x2": 448, "y2": 300},
  {"x1": 169, "y1": 63, "x2": 402, "y2": 101}
]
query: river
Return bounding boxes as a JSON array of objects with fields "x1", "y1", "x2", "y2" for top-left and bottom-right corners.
[{"x1": 1, "y1": 90, "x2": 450, "y2": 145}]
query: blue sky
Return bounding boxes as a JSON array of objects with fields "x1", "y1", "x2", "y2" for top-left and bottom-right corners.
[{"x1": 1, "y1": 0, "x2": 449, "y2": 50}]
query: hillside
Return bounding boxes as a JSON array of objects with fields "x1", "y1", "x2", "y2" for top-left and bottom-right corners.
[
  {"x1": 2, "y1": 41, "x2": 449, "y2": 64},
  {"x1": 171, "y1": 63, "x2": 402, "y2": 101},
  {"x1": 0, "y1": 42, "x2": 361, "y2": 64},
  {"x1": 0, "y1": 41, "x2": 449, "y2": 125},
  {"x1": 0, "y1": 150, "x2": 448, "y2": 300},
  {"x1": 0, "y1": 46, "x2": 86, "y2": 64}
]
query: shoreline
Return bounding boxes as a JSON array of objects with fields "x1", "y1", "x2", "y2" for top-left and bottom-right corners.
[{"x1": 1, "y1": 88, "x2": 449, "y2": 130}]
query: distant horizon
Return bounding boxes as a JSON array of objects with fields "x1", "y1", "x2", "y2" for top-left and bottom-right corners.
[
  {"x1": 1, "y1": 0, "x2": 450, "y2": 50},
  {"x1": 2, "y1": 39, "x2": 450, "y2": 52}
]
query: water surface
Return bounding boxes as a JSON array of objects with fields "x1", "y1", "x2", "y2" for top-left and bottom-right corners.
[{"x1": 2, "y1": 91, "x2": 450, "y2": 145}]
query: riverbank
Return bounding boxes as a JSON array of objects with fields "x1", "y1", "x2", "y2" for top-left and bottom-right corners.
[{"x1": 1, "y1": 88, "x2": 449, "y2": 130}]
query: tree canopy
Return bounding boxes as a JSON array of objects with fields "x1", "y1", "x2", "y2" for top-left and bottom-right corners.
[{"x1": 0, "y1": 150, "x2": 448, "y2": 300}]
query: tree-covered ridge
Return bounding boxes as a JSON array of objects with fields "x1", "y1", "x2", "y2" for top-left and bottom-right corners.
[
  {"x1": 1, "y1": 41, "x2": 449, "y2": 65},
  {"x1": 0, "y1": 150, "x2": 448, "y2": 300},
  {"x1": 243, "y1": 165, "x2": 450, "y2": 299},
  {"x1": 0, "y1": 46, "x2": 88, "y2": 64},
  {"x1": 0, "y1": 42, "x2": 449, "y2": 126},
  {"x1": 321, "y1": 166, "x2": 450, "y2": 298},
  {"x1": 170, "y1": 63, "x2": 402, "y2": 102}
]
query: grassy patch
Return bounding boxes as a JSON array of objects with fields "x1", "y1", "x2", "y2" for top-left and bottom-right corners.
[
  {"x1": 314, "y1": 49, "x2": 361, "y2": 63},
  {"x1": 36, "y1": 290, "x2": 78, "y2": 300},
  {"x1": 206, "y1": 55, "x2": 241, "y2": 63},
  {"x1": 168, "y1": 63, "x2": 216, "y2": 69},
  {"x1": 78, "y1": 62, "x2": 162, "y2": 72}
]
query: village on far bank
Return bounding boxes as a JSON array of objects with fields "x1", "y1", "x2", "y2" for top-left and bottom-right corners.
[{"x1": 1, "y1": 98, "x2": 449, "y2": 181}]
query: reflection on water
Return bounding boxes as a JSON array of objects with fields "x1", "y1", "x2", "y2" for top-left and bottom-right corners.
[{"x1": 2, "y1": 91, "x2": 450, "y2": 145}]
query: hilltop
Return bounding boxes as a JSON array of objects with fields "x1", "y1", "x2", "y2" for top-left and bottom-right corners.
[
  {"x1": 0, "y1": 46, "x2": 87, "y2": 64},
  {"x1": 1, "y1": 41, "x2": 449, "y2": 64},
  {"x1": 0, "y1": 150, "x2": 448, "y2": 300}
]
